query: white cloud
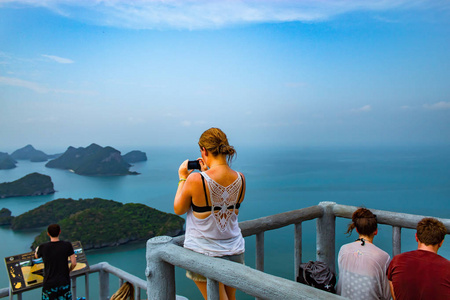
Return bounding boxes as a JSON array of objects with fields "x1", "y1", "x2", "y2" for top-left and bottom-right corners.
[
  {"x1": 0, "y1": 76, "x2": 48, "y2": 93},
  {"x1": 1, "y1": 0, "x2": 447, "y2": 30},
  {"x1": 423, "y1": 101, "x2": 450, "y2": 110},
  {"x1": 351, "y1": 105, "x2": 372, "y2": 113},
  {"x1": 0, "y1": 76, "x2": 97, "y2": 95},
  {"x1": 181, "y1": 121, "x2": 192, "y2": 127},
  {"x1": 42, "y1": 54, "x2": 74, "y2": 64}
]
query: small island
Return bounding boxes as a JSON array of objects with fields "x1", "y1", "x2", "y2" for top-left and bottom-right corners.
[
  {"x1": 11, "y1": 144, "x2": 56, "y2": 162},
  {"x1": 123, "y1": 150, "x2": 147, "y2": 163},
  {"x1": 0, "y1": 152, "x2": 16, "y2": 170},
  {"x1": 46, "y1": 143, "x2": 138, "y2": 176},
  {"x1": 5, "y1": 198, "x2": 185, "y2": 250},
  {"x1": 0, "y1": 173, "x2": 55, "y2": 199}
]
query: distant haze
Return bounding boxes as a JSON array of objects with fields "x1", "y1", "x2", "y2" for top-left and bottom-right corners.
[{"x1": 1, "y1": 1, "x2": 450, "y2": 152}]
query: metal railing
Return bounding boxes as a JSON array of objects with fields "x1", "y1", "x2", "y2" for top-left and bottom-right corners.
[{"x1": 146, "y1": 201, "x2": 450, "y2": 300}]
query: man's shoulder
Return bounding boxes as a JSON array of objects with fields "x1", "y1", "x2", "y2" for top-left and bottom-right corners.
[
  {"x1": 38, "y1": 241, "x2": 52, "y2": 249},
  {"x1": 60, "y1": 240, "x2": 74, "y2": 249},
  {"x1": 393, "y1": 250, "x2": 449, "y2": 264}
]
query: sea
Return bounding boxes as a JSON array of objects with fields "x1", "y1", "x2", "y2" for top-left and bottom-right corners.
[{"x1": 0, "y1": 145, "x2": 449, "y2": 300}]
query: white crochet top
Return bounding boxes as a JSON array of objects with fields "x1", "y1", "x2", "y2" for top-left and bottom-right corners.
[{"x1": 183, "y1": 171, "x2": 245, "y2": 257}]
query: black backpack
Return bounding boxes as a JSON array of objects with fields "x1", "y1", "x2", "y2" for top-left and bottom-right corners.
[{"x1": 296, "y1": 261, "x2": 336, "y2": 293}]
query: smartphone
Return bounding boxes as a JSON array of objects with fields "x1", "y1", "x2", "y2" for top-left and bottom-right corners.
[{"x1": 187, "y1": 160, "x2": 201, "y2": 170}]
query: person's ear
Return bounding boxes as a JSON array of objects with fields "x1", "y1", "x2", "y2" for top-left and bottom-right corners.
[
  {"x1": 415, "y1": 233, "x2": 419, "y2": 243},
  {"x1": 374, "y1": 228, "x2": 378, "y2": 236}
]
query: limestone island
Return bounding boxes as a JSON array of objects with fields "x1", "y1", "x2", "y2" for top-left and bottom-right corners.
[
  {"x1": 0, "y1": 152, "x2": 16, "y2": 170},
  {"x1": 11, "y1": 144, "x2": 58, "y2": 162},
  {"x1": 0, "y1": 173, "x2": 55, "y2": 199},
  {"x1": 122, "y1": 150, "x2": 148, "y2": 163},
  {"x1": 3, "y1": 198, "x2": 184, "y2": 250},
  {"x1": 46, "y1": 143, "x2": 138, "y2": 176}
]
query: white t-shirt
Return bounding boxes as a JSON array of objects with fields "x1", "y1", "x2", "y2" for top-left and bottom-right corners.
[{"x1": 337, "y1": 241, "x2": 391, "y2": 300}]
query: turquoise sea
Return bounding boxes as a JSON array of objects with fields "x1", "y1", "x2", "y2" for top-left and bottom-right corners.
[{"x1": 1, "y1": 146, "x2": 449, "y2": 299}]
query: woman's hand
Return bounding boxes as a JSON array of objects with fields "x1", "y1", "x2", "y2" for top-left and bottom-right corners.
[
  {"x1": 199, "y1": 158, "x2": 208, "y2": 172},
  {"x1": 178, "y1": 159, "x2": 193, "y2": 179}
]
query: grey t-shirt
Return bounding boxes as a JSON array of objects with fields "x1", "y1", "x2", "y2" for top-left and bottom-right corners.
[{"x1": 337, "y1": 241, "x2": 391, "y2": 300}]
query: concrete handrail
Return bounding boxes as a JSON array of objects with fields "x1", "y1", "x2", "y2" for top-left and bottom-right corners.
[{"x1": 146, "y1": 236, "x2": 346, "y2": 300}]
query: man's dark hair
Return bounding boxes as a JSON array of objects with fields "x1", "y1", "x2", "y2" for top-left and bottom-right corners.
[
  {"x1": 47, "y1": 224, "x2": 61, "y2": 238},
  {"x1": 416, "y1": 218, "x2": 447, "y2": 246}
]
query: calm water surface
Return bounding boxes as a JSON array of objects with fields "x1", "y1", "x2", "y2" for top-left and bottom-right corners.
[{"x1": 1, "y1": 146, "x2": 449, "y2": 299}]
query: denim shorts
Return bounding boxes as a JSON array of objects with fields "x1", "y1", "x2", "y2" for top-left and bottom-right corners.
[{"x1": 186, "y1": 252, "x2": 245, "y2": 282}]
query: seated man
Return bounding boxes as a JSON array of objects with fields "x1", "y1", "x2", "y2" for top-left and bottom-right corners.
[{"x1": 387, "y1": 217, "x2": 450, "y2": 300}]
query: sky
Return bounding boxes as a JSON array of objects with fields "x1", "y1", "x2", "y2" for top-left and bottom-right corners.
[{"x1": 1, "y1": 0, "x2": 450, "y2": 153}]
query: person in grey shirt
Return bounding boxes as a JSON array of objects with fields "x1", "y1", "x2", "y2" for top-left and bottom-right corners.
[{"x1": 337, "y1": 208, "x2": 391, "y2": 300}]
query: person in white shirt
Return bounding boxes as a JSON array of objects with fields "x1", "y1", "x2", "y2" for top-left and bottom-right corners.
[
  {"x1": 337, "y1": 208, "x2": 391, "y2": 300},
  {"x1": 174, "y1": 127, "x2": 246, "y2": 300}
]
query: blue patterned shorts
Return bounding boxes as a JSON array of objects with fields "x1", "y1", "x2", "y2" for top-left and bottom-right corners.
[{"x1": 42, "y1": 284, "x2": 72, "y2": 300}]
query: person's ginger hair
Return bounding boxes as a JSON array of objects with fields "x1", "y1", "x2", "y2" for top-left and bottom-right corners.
[
  {"x1": 416, "y1": 217, "x2": 447, "y2": 246},
  {"x1": 110, "y1": 281, "x2": 134, "y2": 300},
  {"x1": 198, "y1": 127, "x2": 236, "y2": 163},
  {"x1": 346, "y1": 208, "x2": 378, "y2": 236}
]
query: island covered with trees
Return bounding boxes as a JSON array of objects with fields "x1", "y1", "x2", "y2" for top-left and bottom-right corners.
[
  {"x1": 45, "y1": 143, "x2": 146, "y2": 176},
  {"x1": 0, "y1": 198, "x2": 184, "y2": 250},
  {"x1": 0, "y1": 144, "x2": 147, "y2": 176},
  {"x1": 0, "y1": 173, "x2": 55, "y2": 198}
]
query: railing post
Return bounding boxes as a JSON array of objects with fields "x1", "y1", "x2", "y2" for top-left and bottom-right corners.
[
  {"x1": 146, "y1": 236, "x2": 176, "y2": 300},
  {"x1": 99, "y1": 266, "x2": 110, "y2": 300},
  {"x1": 135, "y1": 285, "x2": 141, "y2": 300},
  {"x1": 255, "y1": 231, "x2": 264, "y2": 272},
  {"x1": 294, "y1": 222, "x2": 302, "y2": 281},
  {"x1": 71, "y1": 277, "x2": 77, "y2": 299},
  {"x1": 85, "y1": 273, "x2": 90, "y2": 300},
  {"x1": 317, "y1": 202, "x2": 336, "y2": 273},
  {"x1": 207, "y1": 278, "x2": 220, "y2": 300},
  {"x1": 392, "y1": 226, "x2": 402, "y2": 256}
]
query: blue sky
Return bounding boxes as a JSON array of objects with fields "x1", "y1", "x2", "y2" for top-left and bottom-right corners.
[{"x1": 1, "y1": 1, "x2": 450, "y2": 152}]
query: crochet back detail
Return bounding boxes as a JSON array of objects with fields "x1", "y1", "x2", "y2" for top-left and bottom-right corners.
[{"x1": 201, "y1": 172, "x2": 242, "y2": 232}]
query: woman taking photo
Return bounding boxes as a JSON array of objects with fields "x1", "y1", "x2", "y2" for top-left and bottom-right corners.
[{"x1": 174, "y1": 128, "x2": 246, "y2": 300}]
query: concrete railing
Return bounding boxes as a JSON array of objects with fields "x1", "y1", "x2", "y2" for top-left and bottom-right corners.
[
  {"x1": 3, "y1": 202, "x2": 449, "y2": 299},
  {"x1": 1, "y1": 262, "x2": 156, "y2": 300},
  {"x1": 146, "y1": 201, "x2": 450, "y2": 300}
]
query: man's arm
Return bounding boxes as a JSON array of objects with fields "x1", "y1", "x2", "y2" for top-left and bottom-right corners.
[
  {"x1": 34, "y1": 246, "x2": 39, "y2": 259},
  {"x1": 389, "y1": 280, "x2": 396, "y2": 300},
  {"x1": 69, "y1": 254, "x2": 77, "y2": 272}
]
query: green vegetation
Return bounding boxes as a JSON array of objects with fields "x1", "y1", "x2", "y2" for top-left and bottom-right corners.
[
  {"x1": 46, "y1": 143, "x2": 137, "y2": 176},
  {"x1": 0, "y1": 152, "x2": 16, "y2": 170},
  {"x1": 21, "y1": 198, "x2": 184, "y2": 250},
  {"x1": 0, "y1": 173, "x2": 55, "y2": 199},
  {"x1": 0, "y1": 208, "x2": 13, "y2": 225},
  {"x1": 12, "y1": 198, "x2": 121, "y2": 229}
]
